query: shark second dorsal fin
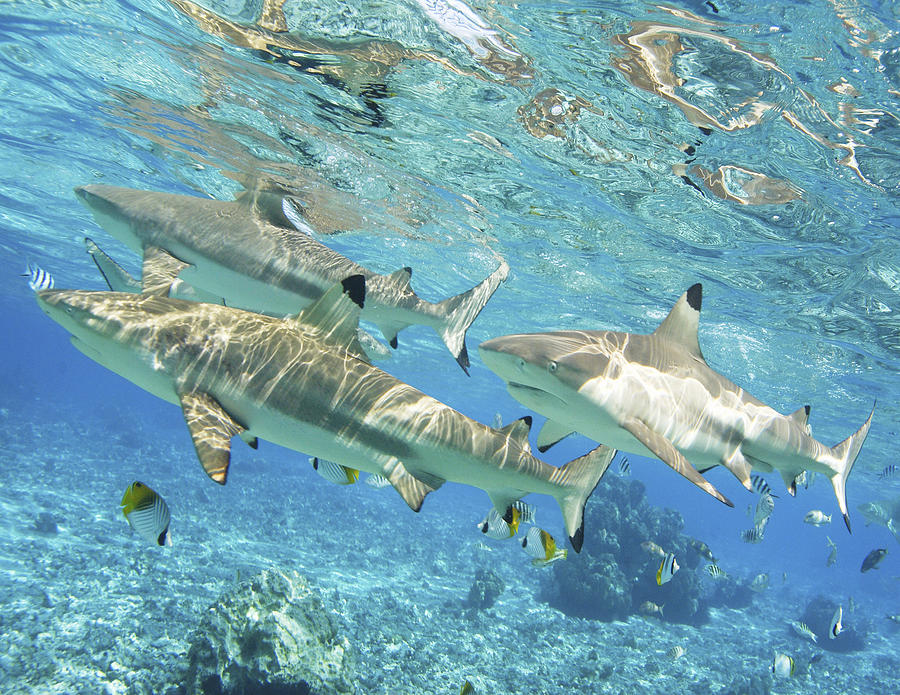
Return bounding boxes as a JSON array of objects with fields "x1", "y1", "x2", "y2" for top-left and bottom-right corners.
[
  {"x1": 142, "y1": 246, "x2": 189, "y2": 297},
  {"x1": 291, "y1": 276, "x2": 370, "y2": 362},
  {"x1": 383, "y1": 459, "x2": 437, "y2": 512},
  {"x1": 653, "y1": 284, "x2": 705, "y2": 362},
  {"x1": 498, "y1": 416, "x2": 533, "y2": 450},
  {"x1": 537, "y1": 418, "x2": 575, "y2": 453},
  {"x1": 178, "y1": 390, "x2": 247, "y2": 485}
]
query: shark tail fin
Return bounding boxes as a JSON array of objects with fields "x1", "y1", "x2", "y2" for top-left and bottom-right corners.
[
  {"x1": 433, "y1": 260, "x2": 509, "y2": 374},
  {"x1": 550, "y1": 445, "x2": 617, "y2": 553},
  {"x1": 828, "y1": 403, "x2": 875, "y2": 534}
]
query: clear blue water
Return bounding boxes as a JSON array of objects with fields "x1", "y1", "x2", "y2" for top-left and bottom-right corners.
[{"x1": 1, "y1": 0, "x2": 899, "y2": 693}]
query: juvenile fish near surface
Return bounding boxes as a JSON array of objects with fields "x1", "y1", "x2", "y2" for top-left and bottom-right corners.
[
  {"x1": 311, "y1": 457, "x2": 359, "y2": 485},
  {"x1": 772, "y1": 653, "x2": 795, "y2": 678},
  {"x1": 478, "y1": 507, "x2": 520, "y2": 540},
  {"x1": 826, "y1": 536, "x2": 838, "y2": 566},
  {"x1": 120, "y1": 481, "x2": 171, "y2": 546},
  {"x1": 656, "y1": 553, "x2": 679, "y2": 585},
  {"x1": 22, "y1": 264, "x2": 54, "y2": 292},
  {"x1": 791, "y1": 621, "x2": 818, "y2": 643},
  {"x1": 804, "y1": 510, "x2": 832, "y2": 526},
  {"x1": 521, "y1": 526, "x2": 567, "y2": 567},
  {"x1": 861, "y1": 548, "x2": 887, "y2": 573}
]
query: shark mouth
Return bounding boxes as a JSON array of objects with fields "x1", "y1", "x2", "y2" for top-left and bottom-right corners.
[{"x1": 507, "y1": 381, "x2": 568, "y2": 408}]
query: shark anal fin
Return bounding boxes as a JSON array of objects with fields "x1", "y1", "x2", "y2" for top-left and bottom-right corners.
[
  {"x1": 384, "y1": 459, "x2": 437, "y2": 512},
  {"x1": 621, "y1": 417, "x2": 732, "y2": 507},
  {"x1": 142, "y1": 246, "x2": 189, "y2": 297},
  {"x1": 537, "y1": 419, "x2": 575, "y2": 453},
  {"x1": 291, "y1": 276, "x2": 370, "y2": 363},
  {"x1": 179, "y1": 391, "x2": 246, "y2": 485}
]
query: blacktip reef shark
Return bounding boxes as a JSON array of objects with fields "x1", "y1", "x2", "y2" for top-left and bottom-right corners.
[
  {"x1": 35, "y1": 274, "x2": 615, "y2": 551},
  {"x1": 479, "y1": 284, "x2": 874, "y2": 531},
  {"x1": 74, "y1": 184, "x2": 509, "y2": 373}
]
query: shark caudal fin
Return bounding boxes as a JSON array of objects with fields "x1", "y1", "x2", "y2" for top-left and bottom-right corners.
[
  {"x1": 434, "y1": 260, "x2": 510, "y2": 374},
  {"x1": 828, "y1": 403, "x2": 875, "y2": 534},
  {"x1": 550, "y1": 444, "x2": 617, "y2": 552}
]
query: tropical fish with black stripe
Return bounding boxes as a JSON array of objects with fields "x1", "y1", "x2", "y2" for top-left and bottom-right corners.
[
  {"x1": 120, "y1": 481, "x2": 172, "y2": 546},
  {"x1": 364, "y1": 473, "x2": 392, "y2": 489},
  {"x1": 22, "y1": 264, "x2": 54, "y2": 291},
  {"x1": 706, "y1": 564, "x2": 726, "y2": 580},
  {"x1": 311, "y1": 457, "x2": 359, "y2": 485},
  {"x1": 521, "y1": 526, "x2": 567, "y2": 567},
  {"x1": 656, "y1": 552, "x2": 679, "y2": 585},
  {"x1": 478, "y1": 507, "x2": 520, "y2": 540}
]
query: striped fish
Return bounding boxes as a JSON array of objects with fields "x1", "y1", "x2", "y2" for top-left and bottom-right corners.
[
  {"x1": 364, "y1": 473, "x2": 391, "y2": 489},
  {"x1": 310, "y1": 457, "x2": 359, "y2": 485},
  {"x1": 754, "y1": 493, "x2": 775, "y2": 528},
  {"x1": 750, "y1": 474, "x2": 779, "y2": 498},
  {"x1": 878, "y1": 464, "x2": 897, "y2": 480},
  {"x1": 656, "y1": 552, "x2": 679, "y2": 585},
  {"x1": 666, "y1": 645, "x2": 686, "y2": 660},
  {"x1": 477, "y1": 507, "x2": 520, "y2": 540},
  {"x1": 120, "y1": 481, "x2": 171, "y2": 546},
  {"x1": 706, "y1": 564, "x2": 727, "y2": 579},
  {"x1": 617, "y1": 456, "x2": 630, "y2": 476},
  {"x1": 521, "y1": 526, "x2": 567, "y2": 567},
  {"x1": 22, "y1": 264, "x2": 54, "y2": 291},
  {"x1": 741, "y1": 525, "x2": 765, "y2": 543},
  {"x1": 790, "y1": 621, "x2": 818, "y2": 643},
  {"x1": 511, "y1": 500, "x2": 536, "y2": 524}
]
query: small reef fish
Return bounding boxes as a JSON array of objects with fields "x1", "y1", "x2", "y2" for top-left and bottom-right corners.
[
  {"x1": 478, "y1": 507, "x2": 520, "y2": 540},
  {"x1": 740, "y1": 526, "x2": 765, "y2": 544},
  {"x1": 364, "y1": 473, "x2": 392, "y2": 489},
  {"x1": 829, "y1": 605, "x2": 844, "y2": 639},
  {"x1": 861, "y1": 548, "x2": 887, "y2": 573},
  {"x1": 642, "y1": 540, "x2": 667, "y2": 558},
  {"x1": 22, "y1": 264, "x2": 54, "y2": 292},
  {"x1": 754, "y1": 493, "x2": 775, "y2": 528},
  {"x1": 460, "y1": 680, "x2": 475, "y2": 695},
  {"x1": 311, "y1": 458, "x2": 359, "y2": 485},
  {"x1": 656, "y1": 553, "x2": 679, "y2": 585},
  {"x1": 793, "y1": 470, "x2": 815, "y2": 491},
  {"x1": 791, "y1": 621, "x2": 818, "y2": 643},
  {"x1": 617, "y1": 456, "x2": 630, "y2": 476},
  {"x1": 706, "y1": 564, "x2": 726, "y2": 580},
  {"x1": 690, "y1": 538, "x2": 716, "y2": 562},
  {"x1": 749, "y1": 573, "x2": 769, "y2": 592},
  {"x1": 492, "y1": 412, "x2": 503, "y2": 429},
  {"x1": 751, "y1": 474, "x2": 778, "y2": 498},
  {"x1": 521, "y1": 526, "x2": 567, "y2": 567},
  {"x1": 804, "y1": 510, "x2": 832, "y2": 526},
  {"x1": 511, "y1": 499, "x2": 537, "y2": 524},
  {"x1": 639, "y1": 601, "x2": 665, "y2": 618},
  {"x1": 666, "y1": 645, "x2": 685, "y2": 660},
  {"x1": 826, "y1": 536, "x2": 838, "y2": 566},
  {"x1": 878, "y1": 464, "x2": 896, "y2": 480},
  {"x1": 772, "y1": 653, "x2": 795, "y2": 678},
  {"x1": 120, "y1": 481, "x2": 171, "y2": 546}
]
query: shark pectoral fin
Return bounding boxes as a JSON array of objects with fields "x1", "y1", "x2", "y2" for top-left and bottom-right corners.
[
  {"x1": 84, "y1": 238, "x2": 141, "y2": 293},
  {"x1": 653, "y1": 284, "x2": 706, "y2": 363},
  {"x1": 779, "y1": 469, "x2": 798, "y2": 497},
  {"x1": 384, "y1": 460, "x2": 437, "y2": 512},
  {"x1": 142, "y1": 246, "x2": 189, "y2": 297},
  {"x1": 498, "y1": 416, "x2": 533, "y2": 451},
  {"x1": 179, "y1": 391, "x2": 246, "y2": 485},
  {"x1": 291, "y1": 276, "x2": 370, "y2": 363},
  {"x1": 621, "y1": 417, "x2": 732, "y2": 507},
  {"x1": 240, "y1": 431, "x2": 259, "y2": 450},
  {"x1": 536, "y1": 419, "x2": 575, "y2": 453},
  {"x1": 723, "y1": 448, "x2": 753, "y2": 491}
]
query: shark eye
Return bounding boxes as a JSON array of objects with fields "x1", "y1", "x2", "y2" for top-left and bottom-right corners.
[
  {"x1": 516, "y1": 358, "x2": 526, "y2": 369},
  {"x1": 548, "y1": 360, "x2": 558, "y2": 373}
]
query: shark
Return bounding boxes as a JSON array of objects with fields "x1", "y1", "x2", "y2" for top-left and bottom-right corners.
[
  {"x1": 478, "y1": 284, "x2": 874, "y2": 531},
  {"x1": 74, "y1": 184, "x2": 509, "y2": 373},
  {"x1": 35, "y1": 273, "x2": 615, "y2": 551}
]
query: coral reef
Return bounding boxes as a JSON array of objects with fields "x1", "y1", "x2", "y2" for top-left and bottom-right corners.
[
  {"x1": 183, "y1": 568, "x2": 356, "y2": 695},
  {"x1": 799, "y1": 596, "x2": 867, "y2": 653},
  {"x1": 465, "y1": 567, "x2": 506, "y2": 610},
  {"x1": 540, "y1": 475, "x2": 709, "y2": 625}
]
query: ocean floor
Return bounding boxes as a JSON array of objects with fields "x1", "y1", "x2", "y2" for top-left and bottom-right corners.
[{"x1": 2, "y1": 403, "x2": 898, "y2": 695}]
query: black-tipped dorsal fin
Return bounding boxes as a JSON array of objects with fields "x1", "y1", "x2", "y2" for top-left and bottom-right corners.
[
  {"x1": 142, "y1": 246, "x2": 189, "y2": 297},
  {"x1": 788, "y1": 405, "x2": 811, "y2": 431},
  {"x1": 387, "y1": 267, "x2": 413, "y2": 292},
  {"x1": 498, "y1": 416, "x2": 533, "y2": 450},
  {"x1": 653, "y1": 283, "x2": 704, "y2": 362},
  {"x1": 178, "y1": 390, "x2": 246, "y2": 485},
  {"x1": 291, "y1": 275, "x2": 370, "y2": 363}
]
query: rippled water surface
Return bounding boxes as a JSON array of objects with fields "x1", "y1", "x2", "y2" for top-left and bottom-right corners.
[{"x1": 1, "y1": 0, "x2": 899, "y2": 693}]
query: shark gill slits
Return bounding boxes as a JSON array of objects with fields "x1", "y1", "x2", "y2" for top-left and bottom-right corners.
[
  {"x1": 341, "y1": 275, "x2": 366, "y2": 309},
  {"x1": 686, "y1": 284, "x2": 702, "y2": 311}
]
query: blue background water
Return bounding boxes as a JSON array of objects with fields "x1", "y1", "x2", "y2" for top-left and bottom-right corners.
[{"x1": 1, "y1": 0, "x2": 899, "y2": 693}]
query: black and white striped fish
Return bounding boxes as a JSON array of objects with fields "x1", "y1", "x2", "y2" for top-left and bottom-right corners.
[
  {"x1": 120, "y1": 481, "x2": 171, "y2": 546},
  {"x1": 310, "y1": 457, "x2": 359, "y2": 485},
  {"x1": 477, "y1": 507, "x2": 519, "y2": 540},
  {"x1": 511, "y1": 500, "x2": 537, "y2": 524},
  {"x1": 741, "y1": 525, "x2": 765, "y2": 544},
  {"x1": 878, "y1": 465, "x2": 897, "y2": 480},
  {"x1": 521, "y1": 526, "x2": 567, "y2": 567},
  {"x1": 22, "y1": 264, "x2": 54, "y2": 291},
  {"x1": 656, "y1": 552, "x2": 680, "y2": 585},
  {"x1": 706, "y1": 564, "x2": 727, "y2": 579},
  {"x1": 754, "y1": 493, "x2": 775, "y2": 528},
  {"x1": 750, "y1": 474, "x2": 779, "y2": 498},
  {"x1": 364, "y1": 473, "x2": 391, "y2": 489},
  {"x1": 617, "y1": 456, "x2": 630, "y2": 476}
]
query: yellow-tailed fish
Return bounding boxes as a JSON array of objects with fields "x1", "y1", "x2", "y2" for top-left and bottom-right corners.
[
  {"x1": 460, "y1": 680, "x2": 476, "y2": 695},
  {"x1": 477, "y1": 507, "x2": 520, "y2": 540},
  {"x1": 656, "y1": 553, "x2": 679, "y2": 585},
  {"x1": 310, "y1": 457, "x2": 359, "y2": 485},
  {"x1": 666, "y1": 645, "x2": 685, "y2": 660},
  {"x1": 364, "y1": 473, "x2": 391, "y2": 489},
  {"x1": 772, "y1": 653, "x2": 795, "y2": 678},
  {"x1": 120, "y1": 481, "x2": 171, "y2": 546},
  {"x1": 829, "y1": 605, "x2": 844, "y2": 639},
  {"x1": 521, "y1": 526, "x2": 567, "y2": 567}
]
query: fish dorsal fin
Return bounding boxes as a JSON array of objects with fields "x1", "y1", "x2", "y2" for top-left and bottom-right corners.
[
  {"x1": 788, "y1": 405, "x2": 811, "y2": 431},
  {"x1": 537, "y1": 419, "x2": 575, "y2": 453},
  {"x1": 85, "y1": 237, "x2": 141, "y2": 293},
  {"x1": 291, "y1": 275, "x2": 370, "y2": 362},
  {"x1": 178, "y1": 390, "x2": 246, "y2": 485},
  {"x1": 499, "y1": 416, "x2": 533, "y2": 450},
  {"x1": 142, "y1": 246, "x2": 189, "y2": 297},
  {"x1": 383, "y1": 459, "x2": 436, "y2": 512},
  {"x1": 387, "y1": 266, "x2": 413, "y2": 292},
  {"x1": 653, "y1": 284, "x2": 705, "y2": 362}
]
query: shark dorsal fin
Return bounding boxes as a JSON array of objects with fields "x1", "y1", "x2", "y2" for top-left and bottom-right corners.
[
  {"x1": 788, "y1": 405, "x2": 811, "y2": 432},
  {"x1": 653, "y1": 284, "x2": 705, "y2": 362},
  {"x1": 178, "y1": 390, "x2": 246, "y2": 485},
  {"x1": 498, "y1": 416, "x2": 533, "y2": 449},
  {"x1": 291, "y1": 276, "x2": 370, "y2": 362},
  {"x1": 142, "y1": 246, "x2": 188, "y2": 297}
]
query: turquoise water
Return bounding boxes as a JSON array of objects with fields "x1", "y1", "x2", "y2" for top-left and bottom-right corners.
[{"x1": 1, "y1": 0, "x2": 899, "y2": 693}]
